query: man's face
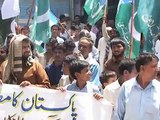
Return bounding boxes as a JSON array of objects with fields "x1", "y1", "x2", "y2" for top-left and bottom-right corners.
[
  {"x1": 142, "y1": 58, "x2": 158, "y2": 80},
  {"x1": 22, "y1": 41, "x2": 31, "y2": 58},
  {"x1": 53, "y1": 49, "x2": 64, "y2": 63},
  {"x1": 74, "y1": 16, "x2": 80, "y2": 23},
  {"x1": 111, "y1": 43, "x2": 125, "y2": 58},
  {"x1": 78, "y1": 39, "x2": 92, "y2": 58},
  {"x1": 107, "y1": 29, "x2": 117, "y2": 39},
  {"x1": 21, "y1": 29, "x2": 30, "y2": 37},
  {"x1": 52, "y1": 26, "x2": 60, "y2": 38}
]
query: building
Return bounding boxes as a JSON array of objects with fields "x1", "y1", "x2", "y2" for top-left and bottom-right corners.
[{"x1": 0, "y1": 0, "x2": 83, "y2": 25}]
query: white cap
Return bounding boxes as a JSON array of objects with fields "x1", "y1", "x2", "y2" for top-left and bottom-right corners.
[
  {"x1": 106, "y1": 27, "x2": 112, "y2": 31},
  {"x1": 64, "y1": 13, "x2": 69, "y2": 17}
]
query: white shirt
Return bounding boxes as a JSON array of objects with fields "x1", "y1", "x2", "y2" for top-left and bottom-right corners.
[
  {"x1": 60, "y1": 31, "x2": 69, "y2": 40},
  {"x1": 56, "y1": 36, "x2": 64, "y2": 43},
  {"x1": 98, "y1": 37, "x2": 112, "y2": 72},
  {"x1": 85, "y1": 55, "x2": 101, "y2": 86},
  {"x1": 58, "y1": 75, "x2": 72, "y2": 87},
  {"x1": 90, "y1": 31, "x2": 96, "y2": 44},
  {"x1": 103, "y1": 80, "x2": 120, "y2": 107}
]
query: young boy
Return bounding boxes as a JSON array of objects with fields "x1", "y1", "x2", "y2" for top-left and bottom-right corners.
[
  {"x1": 58, "y1": 54, "x2": 79, "y2": 87},
  {"x1": 100, "y1": 70, "x2": 117, "y2": 89},
  {"x1": 45, "y1": 43, "x2": 65, "y2": 88},
  {"x1": 58, "y1": 59, "x2": 103, "y2": 100}
]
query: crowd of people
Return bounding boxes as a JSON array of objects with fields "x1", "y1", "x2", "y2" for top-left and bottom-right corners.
[{"x1": 0, "y1": 14, "x2": 160, "y2": 119}]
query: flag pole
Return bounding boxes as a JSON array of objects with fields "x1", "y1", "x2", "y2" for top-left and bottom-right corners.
[
  {"x1": 27, "y1": 0, "x2": 35, "y2": 26},
  {"x1": 17, "y1": 16, "x2": 21, "y2": 34},
  {"x1": 129, "y1": 0, "x2": 135, "y2": 59},
  {"x1": 103, "y1": 0, "x2": 108, "y2": 21},
  {"x1": 58, "y1": 22, "x2": 73, "y2": 41}
]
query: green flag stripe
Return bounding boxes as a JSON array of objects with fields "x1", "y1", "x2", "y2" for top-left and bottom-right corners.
[{"x1": 36, "y1": 0, "x2": 49, "y2": 15}]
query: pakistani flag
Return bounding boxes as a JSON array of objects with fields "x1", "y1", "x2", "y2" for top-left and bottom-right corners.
[
  {"x1": 0, "y1": 0, "x2": 20, "y2": 44},
  {"x1": 136, "y1": 0, "x2": 160, "y2": 53},
  {"x1": 84, "y1": 0, "x2": 106, "y2": 25},
  {"x1": 116, "y1": 0, "x2": 160, "y2": 58},
  {"x1": 30, "y1": 0, "x2": 51, "y2": 52}
]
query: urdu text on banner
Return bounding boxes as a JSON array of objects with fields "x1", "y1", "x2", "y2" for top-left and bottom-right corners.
[{"x1": 0, "y1": 84, "x2": 112, "y2": 120}]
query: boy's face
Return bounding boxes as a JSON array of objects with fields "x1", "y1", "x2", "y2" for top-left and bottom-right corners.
[
  {"x1": 103, "y1": 76, "x2": 117, "y2": 87},
  {"x1": 77, "y1": 66, "x2": 91, "y2": 82}
]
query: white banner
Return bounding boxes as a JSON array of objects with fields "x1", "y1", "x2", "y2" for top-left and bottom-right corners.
[{"x1": 0, "y1": 84, "x2": 112, "y2": 120}]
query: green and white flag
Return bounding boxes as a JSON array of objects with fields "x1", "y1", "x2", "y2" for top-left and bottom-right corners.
[
  {"x1": 136, "y1": 0, "x2": 160, "y2": 53},
  {"x1": 30, "y1": 0, "x2": 51, "y2": 52},
  {"x1": 84, "y1": 0, "x2": 106, "y2": 25},
  {"x1": 116, "y1": 0, "x2": 160, "y2": 58},
  {"x1": 1, "y1": 0, "x2": 20, "y2": 20}
]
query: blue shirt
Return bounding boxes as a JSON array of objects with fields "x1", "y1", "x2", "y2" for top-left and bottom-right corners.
[
  {"x1": 85, "y1": 55, "x2": 101, "y2": 86},
  {"x1": 45, "y1": 63, "x2": 63, "y2": 85},
  {"x1": 66, "y1": 81, "x2": 100, "y2": 93},
  {"x1": 113, "y1": 77, "x2": 160, "y2": 120}
]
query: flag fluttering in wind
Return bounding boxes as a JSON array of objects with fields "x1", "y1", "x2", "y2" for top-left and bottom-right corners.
[
  {"x1": 0, "y1": 0, "x2": 19, "y2": 44},
  {"x1": 1, "y1": 0, "x2": 20, "y2": 20},
  {"x1": 30, "y1": 0, "x2": 58, "y2": 52},
  {"x1": 49, "y1": 11, "x2": 58, "y2": 27},
  {"x1": 116, "y1": 0, "x2": 160, "y2": 58},
  {"x1": 84, "y1": 0, "x2": 107, "y2": 25},
  {"x1": 136, "y1": 0, "x2": 160, "y2": 53}
]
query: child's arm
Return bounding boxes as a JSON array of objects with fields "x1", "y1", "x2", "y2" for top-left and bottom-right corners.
[
  {"x1": 93, "y1": 93, "x2": 103, "y2": 100},
  {"x1": 56, "y1": 87, "x2": 66, "y2": 92}
]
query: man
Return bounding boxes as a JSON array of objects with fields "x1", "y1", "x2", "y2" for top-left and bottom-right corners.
[
  {"x1": 104, "y1": 38, "x2": 126, "y2": 77},
  {"x1": 72, "y1": 15, "x2": 84, "y2": 30},
  {"x1": 114, "y1": 53, "x2": 160, "y2": 120},
  {"x1": 75, "y1": 29, "x2": 99, "y2": 61},
  {"x1": 38, "y1": 39, "x2": 58, "y2": 68},
  {"x1": 98, "y1": 18, "x2": 119, "y2": 72},
  {"x1": 78, "y1": 37, "x2": 100, "y2": 86},
  {"x1": 103, "y1": 59, "x2": 137, "y2": 114},
  {"x1": 51, "y1": 24, "x2": 64, "y2": 43},
  {"x1": 21, "y1": 26, "x2": 30, "y2": 37},
  {"x1": 0, "y1": 35, "x2": 50, "y2": 88},
  {"x1": 45, "y1": 43, "x2": 65, "y2": 88}
]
